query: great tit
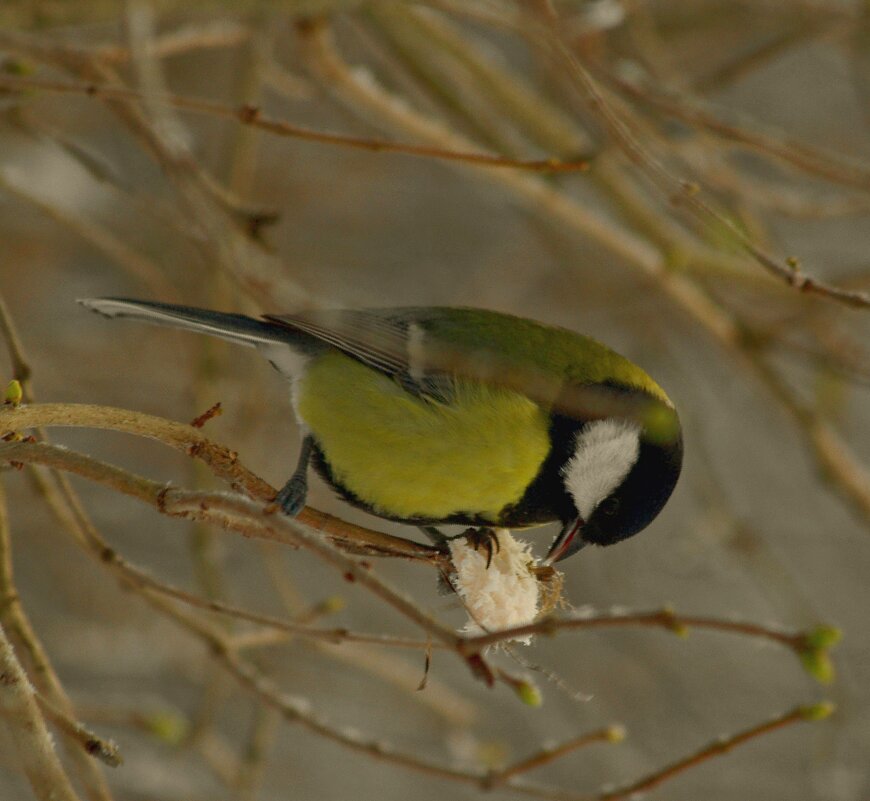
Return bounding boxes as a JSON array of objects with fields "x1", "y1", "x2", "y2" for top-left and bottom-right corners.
[{"x1": 79, "y1": 299, "x2": 682, "y2": 562}]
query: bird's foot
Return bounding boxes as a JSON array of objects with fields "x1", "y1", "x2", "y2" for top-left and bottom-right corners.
[
  {"x1": 420, "y1": 526, "x2": 500, "y2": 568},
  {"x1": 274, "y1": 475, "x2": 307, "y2": 517},
  {"x1": 461, "y1": 527, "x2": 500, "y2": 569}
]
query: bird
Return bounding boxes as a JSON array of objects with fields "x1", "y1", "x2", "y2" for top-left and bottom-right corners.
[{"x1": 79, "y1": 298, "x2": 682, "y2": 563}]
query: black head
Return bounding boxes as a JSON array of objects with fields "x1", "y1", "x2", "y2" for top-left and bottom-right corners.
[
  {"x1": 580, "y1": 433, "x2": 682, "y2": 546},
  {"x1": 555, "y1": 417, "x2": 683, "y2": 560}
]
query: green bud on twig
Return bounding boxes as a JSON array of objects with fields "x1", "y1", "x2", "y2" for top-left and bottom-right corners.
[
  {"x1": 800, "y1": 649, "x2": 835, "y2": 685},
  {"x1": 605, "y1": 724, "x2": 627, "y2": 743},
  {"x1": 799, "y1": 701, "x2": 835, "y2": 722},
  {"x1": 804, "y1": 625, "x2": 842, "y2": 650},
  {"x1": 4, "y1": 380, "x2": 22, "y2": 406},
  {"x1": 797, "y1": 624, "x2": 841, "y2": 684},
  {"x1": 515, "y1": 680, "x2": 542, "y2": 707},
  {"x1": 318, "y1": 596, "x2": 345, "y2": 615},
  {"x1": 145, "y1": 711, "x2": 189, "y2": 745}
]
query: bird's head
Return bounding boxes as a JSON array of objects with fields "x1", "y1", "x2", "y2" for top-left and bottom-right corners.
[{"x1": 547, "y1": 403, "x2": 683, "y2": 563}]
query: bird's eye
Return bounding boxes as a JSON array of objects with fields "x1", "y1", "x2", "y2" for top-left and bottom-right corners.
[{"x1": 600, "y1": 496, "x2": 620, "y2": 517}]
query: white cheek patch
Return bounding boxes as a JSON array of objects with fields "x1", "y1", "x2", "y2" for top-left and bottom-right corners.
[{"x1": 562, "y1": 419, "x2": 641, "y2": 520}]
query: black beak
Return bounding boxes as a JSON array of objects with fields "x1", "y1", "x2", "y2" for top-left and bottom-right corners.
[{"x1": 543, "y1": 516, "x2": 586, "y2": 565}]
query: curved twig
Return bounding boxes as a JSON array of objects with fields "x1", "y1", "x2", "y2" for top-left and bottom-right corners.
[
  {"x1": 0, "y1": 73, "x2": 590, "y2": 175},
  {"x1": 0, "y1": 402, "x2": 440, "y2": 562}
]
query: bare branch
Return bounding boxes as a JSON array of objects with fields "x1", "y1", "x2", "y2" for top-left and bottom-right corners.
[
  {"x1": 524, "y1": 6, "x2": 870, "y2": 310},
  {"x1": 0, "y1": 439, "x2": 461, "y2": 650},
  {"x1": 0, "y1": 72, "x2": 592, "y2": 174},
  {"x1": 35, "y1": 693, "x2": 123, "y2": 768},
  {"x1": 0, "y1": 401, "x2": 440, "y2": 561},
  {"x1": 487, "y1": 726, "x2": 623, "y2": 787},
  {"x1": 0, "y1": 622, "x2": 83, "y2": 801},
  {"x1": 461, "y1": 607, "x2": 803, "y2": 654},
  {"x1": 598, "y1": 704, "x2": 833, "y2": 801},
  {"x1": 607, "y1": 69, "x2": 870, "y2": 193}
]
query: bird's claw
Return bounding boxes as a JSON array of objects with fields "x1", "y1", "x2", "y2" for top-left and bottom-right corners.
[
  {"x1": 463, "y1": 527, "x2": 500, "y2": 569},
  {"x1": 421, "y1": 525, "x2": 500, "y2": 569}
]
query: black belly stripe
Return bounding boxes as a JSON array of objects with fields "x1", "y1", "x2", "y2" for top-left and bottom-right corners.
[{"x1": 498, "y1": 413, "x2": 582, "y2": 527}]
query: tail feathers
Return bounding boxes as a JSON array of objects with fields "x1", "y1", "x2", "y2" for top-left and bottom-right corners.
[{"x1": 78, "y1": 297, "x2": 309, "y2": 349}]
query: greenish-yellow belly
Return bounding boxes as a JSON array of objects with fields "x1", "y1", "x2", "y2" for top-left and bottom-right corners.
[{"x1": 295, "y1": 352, "x2": 551, "y2": 521}]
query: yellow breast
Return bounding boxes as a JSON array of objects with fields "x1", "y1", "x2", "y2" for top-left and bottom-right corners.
[{"x1": 295, "y1": 352, "x2": 551, "y2": 521}]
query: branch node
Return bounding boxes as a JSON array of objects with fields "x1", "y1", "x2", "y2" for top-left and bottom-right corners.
[
  {"x1": 156, "y1": 485, "x2": 171, "y2": 513},
  {"x1": 239, "y1": 103, "x2": 260, "y2": 123}
]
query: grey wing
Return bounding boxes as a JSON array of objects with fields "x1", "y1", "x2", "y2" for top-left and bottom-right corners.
[{"x1": 263, "y1": 308, "x2": 455, "y2": 402}]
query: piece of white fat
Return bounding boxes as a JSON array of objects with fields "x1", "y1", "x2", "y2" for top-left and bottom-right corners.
[{"x1": 448, "y1": 530, "x2": 540, "y2": 645}]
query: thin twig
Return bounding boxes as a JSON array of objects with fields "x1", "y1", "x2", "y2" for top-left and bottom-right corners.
[
  {"x1": 0, "y1": 170, "x2": 177, "y2": 299},
  {"x1": 0, "y1": 401, "x2": 440, "y2": 561},
  {"x1": 487, "y1": 726, "x2": 622, "y2": 787},
  {"x1": 250, "y1": 540, "x2": 479, "y2": 727},
  {"x1": 607, "y1": 68, "x2": 870, "y2": 193},
  {"x1": 14, "y1": 455, "x2": 508, "y2": 792},
  {"x1": 297, "y1": 15, "x2": 870, "y2": 528},
  {"x1": 0, "y1": 622, "x2": 83, "y2": 801},
  {"x1": 35, "y1": 693, "x2": 123, "y2": 768},
  {"x1": 0, "y1": 429, "x2": 838, "y2": 799},
  {"x1": 0, "y1": 72, "x2": 591, "y2": 174},
  {"x1": 0, "y1": 295, "x2": 32, "y2": 390},
  {"x1": 0, "y1": 306, "x2": 117, "y2": 801},
  {"x1": 118, "y1": 564, "x2": 438, "y2": 651},
  {"x1": 234, "y1": 705, "x2": 279, "y2": 801},
  {"x1": 459, "y1": 607, "x2": 803, "y2": 654},
  {"x1": 525, "y1": 5, "x2": 870, "y2": 310},
  {"x1": 0, "y1": 439, "x2": 462, "y2": 651},
  {"x1": 298, "y1": 17, "x2": 662, "y2": 273},
  {"x1": 0, "y1": 438, "x2": 833, "y2": 674},
  {"x1": 0, "y1": 28, "x2": 296, "y2": 304},
  {"x1": 598, "y1": 704, "x2": 831, "y2": 800},
  {"x1": 93, "y1": 18, "x2": 252, "y2": 64}
]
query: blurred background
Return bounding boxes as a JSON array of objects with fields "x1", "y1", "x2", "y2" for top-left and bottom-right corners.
[{"x1": 1, "y1": 1, "x2": 869, "y2": 799}]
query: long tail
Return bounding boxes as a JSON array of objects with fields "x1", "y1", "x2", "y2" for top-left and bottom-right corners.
[{"x1": 78, "y1": 297, "x2": 312, "y2": 350}]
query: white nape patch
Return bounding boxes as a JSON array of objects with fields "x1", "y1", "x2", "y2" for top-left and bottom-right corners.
[
  {"x1": 406, "y1": 323, "x2": 426, "y2": 382},
  {"x1": 561, "y1": 420, "x2": 641, "y2": 520}
]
